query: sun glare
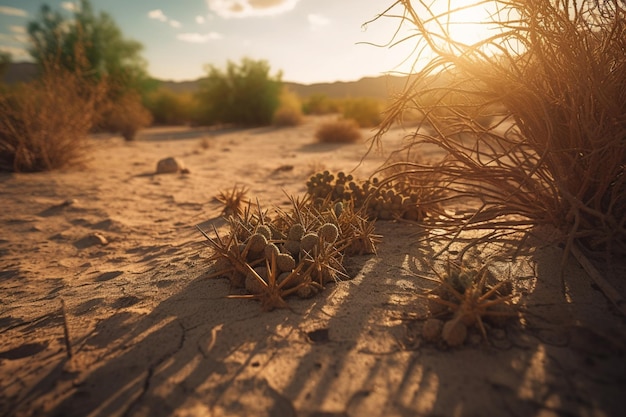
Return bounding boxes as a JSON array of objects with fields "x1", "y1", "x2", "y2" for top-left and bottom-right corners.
[
  {"x1": 420, "y1": 0, "x2": 512, "y2": 54},
  {"x1": 376, "y1": 0, "x2": 516, "y2": 75}
]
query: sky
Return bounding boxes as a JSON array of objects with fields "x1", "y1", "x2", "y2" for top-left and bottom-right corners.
[{"x1": 0, "y1": 1, "x2": 501, "y2": 84}]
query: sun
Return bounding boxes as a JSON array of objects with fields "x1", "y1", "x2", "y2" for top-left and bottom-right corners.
[
  {"x1": 424, "y1": 0, "x2": 507, "y2": 54},
  {"x1": 370, "y1": 1, "x2": 513, "y2": 75}
]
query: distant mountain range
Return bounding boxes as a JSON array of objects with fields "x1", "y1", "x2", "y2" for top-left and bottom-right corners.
[{"x1": 2, "y1": 62, "x2": 410, "y2": 99}]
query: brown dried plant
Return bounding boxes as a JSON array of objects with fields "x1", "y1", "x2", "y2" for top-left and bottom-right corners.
[
  {"x1": 215, "y1": 184, "x2": 249, "y2": 216},
  {"x1": 315, "y1": 118, "x2": 362, "y2": 143},
  {"x1": 369, "y1": 1, "x2": 626, "y2": 258}
]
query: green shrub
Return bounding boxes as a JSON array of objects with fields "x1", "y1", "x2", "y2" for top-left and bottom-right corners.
[
  {"x1": 273, "y1": 88, "x2": 304, "y2": 126},
  {"x1": 303, "y1": 93, "x2": 340, "y2": 115},
  {"x1": 315, "y1": 119, "x2": 362, "y2": 143},
  {"x1": 145, "y1": 89, "x2": 194, "y2": 125},
  {"x1": 341, "y1": 97, "x2": 382, "y2": 128},
  {"x1": 196, "y1": 57, "x2": 282, "y2": 126}
]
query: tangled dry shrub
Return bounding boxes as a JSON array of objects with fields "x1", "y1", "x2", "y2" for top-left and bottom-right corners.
[
  {"x1": 0, "y1": 64, "x2": 103, "y2": 172},
  {"x1": 371, "y1": 0, "x2": 626, "y2": 256},
  {"x1": 315, "y1": 118, "x2": 362, "y2": 143}
]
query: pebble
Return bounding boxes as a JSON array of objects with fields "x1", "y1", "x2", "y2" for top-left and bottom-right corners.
[{"x1": 156, "y1": 157, "x2": 187, "y2": 174}]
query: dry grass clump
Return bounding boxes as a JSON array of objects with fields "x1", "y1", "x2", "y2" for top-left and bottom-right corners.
[
  {"x1": 198, "y1": 195, "x2": 380, "y2": 311},
  {"x1": 0, "y1": 64, "x2": 103, "y2": 172},
  {"x1": 99, "y1": 91, "x2": 152, "y2": 141},
  {"x1": 315, "y1": 118, "x2": 362, "y2": 143},
  {"x1": 371, "y1": 0, "x2": 626, "y2": 256}
]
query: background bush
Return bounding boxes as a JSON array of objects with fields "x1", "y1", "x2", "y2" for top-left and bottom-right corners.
[
  {"x1": 145, "y1": 89, "x2": 195, "y2": 125},
  {"x1": 302, "y1": 93, "x2": 341, "y2": 115},
  {"x1": 273, "y1": 88, "x2": 304, "y2": 127},
  {"x1": 196, "y1": 57, "x2": 282, "y2": 126},
  {"x1": 340, "y1": 97, "x2": 383, "y2": 127}
]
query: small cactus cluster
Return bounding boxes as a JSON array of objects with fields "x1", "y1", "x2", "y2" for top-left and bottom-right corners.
[
  {"x1": 306, "y1": 170, "x2": 429, "y2": 221},
  {"x1": 199, "y1": 195, "x2": 381, "y2": 311},
  {"x1": 420, "y1": 262, "x2": 516, "y2": 347}
]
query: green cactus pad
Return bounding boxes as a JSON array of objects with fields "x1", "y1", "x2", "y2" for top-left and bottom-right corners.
[
  {"x1": 264, "y1": 243, "x2": 280, "y2": 261},
  {"x1": 300, "y1": 232, "x2": 319, "y2": 252},
  {"x1": 247, "y1": 233, "x2": 268, "y2": 253},
  {"x1": 319, "y1": 223, "x2": 339, "y2": 244},
  {"x1": 256, "y1": 224, "x2": 272, "y2": 240},
  {"x1": 288, "y1": 223, "x2": 305, "y2": 241},
  {"x1": 276, "y1": 253, "x2": 296, "y2": 272}
]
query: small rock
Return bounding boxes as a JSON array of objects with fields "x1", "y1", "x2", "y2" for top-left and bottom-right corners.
[
  {"x1": 156, "y1": 157, "x2": 186, "y2": 174},
  {"x1": 91, "y1": 232, "x2": 108, "y2": 245},
  {"x1": 74, "y1": 232, "x2": 108, "y2": 249},
  {"x1": 60, "y1": 198, "x2": 78, "y2": 207}
]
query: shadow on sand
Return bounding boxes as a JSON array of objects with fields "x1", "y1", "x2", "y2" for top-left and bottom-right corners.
[{"x1": 5, "y1": 223, "x2": 626, "y2": 417}]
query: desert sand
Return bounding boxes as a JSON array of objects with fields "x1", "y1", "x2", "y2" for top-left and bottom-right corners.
[{"x1": 1, "y1": 116, "x2": 625, "y2": 417}]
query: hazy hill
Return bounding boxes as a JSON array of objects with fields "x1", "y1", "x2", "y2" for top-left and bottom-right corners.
[
  {"x1": 156, "y1": 75, "x2": 410, "y2": 99},
  {"x1": 154, "y1": 74, "x2": 412, "y2": 99},
  {"x1": 2, "y1": 62, "x2": 409, "y2": 99},
  {"x1": 1, "y1": 62, "x2": 39, "y2": 85}
]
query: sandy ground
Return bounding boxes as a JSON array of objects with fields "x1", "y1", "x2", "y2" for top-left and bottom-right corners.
[{"x1": 1, "y1": 116, "x2": 625, "y2": 417}]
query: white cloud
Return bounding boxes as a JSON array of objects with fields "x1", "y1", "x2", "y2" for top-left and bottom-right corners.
[
  {"x1": 1, "y1": 26, "x2": 28, "y2": 44},
  {"x1": 9, "y1": 25, "x2": 26, "y2": 34},
  {"x1": 149, "y1": 9, "x2": 182, "y2": 28},
  {"x1": 207, "y1": 0, "x2": 300, "y2": 18},
  {"x1": 0, "y1": 6, "x2": 27, "y2": 17},
  {"x1": 308, "y1": 13, "x2": 330, "y2": 27},
  {"x1": 148, "y1": 9, "x2": 167, "y2": 22},
  {"x1": 196, "y1": 15, "x2": 205, "y2": 24},
  {"x1": 177, "y1": 32, "x2": 223, "y2": 43},
  {"x1": 61, "y1": 2, "x2": 80, "y2": 12}
]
